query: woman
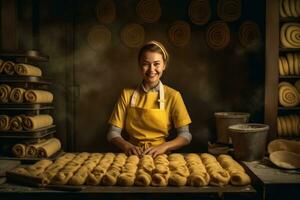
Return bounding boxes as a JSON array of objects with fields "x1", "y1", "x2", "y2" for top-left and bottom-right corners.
[{"x1": 107, "y1": 40, "x2": 192, "y2": 157}]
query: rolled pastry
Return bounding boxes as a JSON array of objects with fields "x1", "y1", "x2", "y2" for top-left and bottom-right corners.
[
  {"x1": 281, "y1": 56, "x2": 290, "y2": 75},
  {"x1": 238, "y1": 21, "x2": 261, "y2": 49},
  {"x1": 10, "y1": 115, "x2": 24, "y2": 131},
  {"x1": 101, "y1": 153, "x2": 127, "y2": 186},
  {"x1": 136, "y1": 0, "x2": 161, "y2": 23},
  {"x1": 86, "y1": 152, "x2": 115, "y2": 185},
  {"x1": 26, "y1": 139, "x2": 51, "y2": 157},
  {"x1": 151, "y1": 154, "x2": 170, "y2": 187},
  {"x1": 118, "y1": 155, "x2": 139, "y2": 186},
  {"x1": 0, "y1": 59, "x2": 4, "y2": 73},
  {"x1": 281, "y1": 23, "x2": 300, "y2": 48},
  {"x1": 185, "y1": 153, "x2": 210, "y2": 186},
  {"x1": 10, "y1": 88, "x2": 26, "y2": 103},
  {"x1": 37, "y1": 138, "x2": 61, "y2": 158},
  {"x1": 23, "y1": 115, "x2": 53, "y2": 130},
  {"x1": 201, "y1": 153, "x2": 230, "y2": 186},
  {"x1": 168, "y1": 20, "x2": 191, "y2": 47},
  {"x1": 287, "y1": 53, "x2": 295, "y2": 75},
  {"x1": 277, "y1": 117, "x2": 283, "y2": 136},
  {"x1": 168, "y1": 153, "x2": 189, "y2": 186},
  {"x1": 280, "y1": 0, "x2": 287, "y2": 17},
  {"x1": 25, "y1": 89, "x2": 53, "y2": 103},
  {"x1": 12, "y1": 143, "x2": 26, "y2": 157},
  {"x1": 135, "y1": 155, "x2": 154, "y2": 186},
  {"x1": 120, "y1": 23, "x2": 145, "y2": 48},
  {"x1": 295, "y1": 80, "x2": 300, "y2": 93},
  {"x1": 2, "y1": 61, "x2": 15, "y2": 75},
  {"x1": 278, "y1": 81, "x2": 299, "y2": 107},
  {"x1": 0, "y1": 115, "x2": 10, "y2": 131},
  {"x1": 206, "y1": 21, "x2": 230, "y2": 50},
  {"x1": 279, "y1": 57, "x2": 285, "y2": 76},
  {"x1": 0, "y1": 84, "x2": 12, "y2": 103},
  {"x1": 188, "y1": 0, "x2": 211, "y2": 25},
  {"x1": 96, "y1": 0, "x2": 116, "y2": 24},
  {"x1": 14, "y1": 63, "x2": 42, "y2": 76},
  {"x1": 217, "y1": 154, "x2": 251, "y2": 186},
  {"x1": 217, "y1": 0, "x2": 241, "y2": 22}
]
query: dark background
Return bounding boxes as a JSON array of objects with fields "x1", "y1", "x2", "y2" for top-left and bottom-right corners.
[{"x1": 1, "y1": 0, "x2": 266, "y2": 152}]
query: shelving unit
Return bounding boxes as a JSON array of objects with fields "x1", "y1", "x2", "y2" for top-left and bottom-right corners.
[
  {"x1": 0, "y1": 50, "x2": 62, "y2": 161},
  {"x1": 265, "y1": 0, "x2": 300, "y2": 140}
]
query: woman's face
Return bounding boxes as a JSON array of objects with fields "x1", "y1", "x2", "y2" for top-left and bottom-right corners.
[{"x1": 140, "y1": 51, "x2": 166, "y2": 86}]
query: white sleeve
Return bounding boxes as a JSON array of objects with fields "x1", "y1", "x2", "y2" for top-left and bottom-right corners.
[
  {"x1": 106, "y1": 125, "x2": 123, "y2": 141},
  {"x1": 177, "y1": 125, "x2": 192, "y2": 143}
]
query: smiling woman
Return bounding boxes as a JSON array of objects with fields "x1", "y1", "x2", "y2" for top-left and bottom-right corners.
[{"x1": 107, "y1": 41, "x2": 193, "y2": 158}]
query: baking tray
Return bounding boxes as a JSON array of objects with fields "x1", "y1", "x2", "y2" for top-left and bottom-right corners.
[
  {"x1": 0, "y1": 50, "x2": 49, "y2": 62},
  {"x1": 0, "y1": 103, "x2": 54, "y2": 111},
  {"x1": 0, "y1": 125, "x2": 56, "y2": 139},
  {"x1": 0, "y1": 75, "x2": 52, "y2": 85}
]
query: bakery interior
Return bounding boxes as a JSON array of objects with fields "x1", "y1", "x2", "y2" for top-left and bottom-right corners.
[{"x1": 0, "y1": 0, "x2": 300, "y2": 199}]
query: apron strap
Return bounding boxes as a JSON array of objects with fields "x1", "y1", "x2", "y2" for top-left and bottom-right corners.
[{"x1": 130, "y1": 81, "x2": 165, "y2": 109}]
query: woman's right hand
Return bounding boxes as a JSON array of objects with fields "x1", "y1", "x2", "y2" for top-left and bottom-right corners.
[{"x1": 124, "y1": 144, "x2": 143, "y2": 157}]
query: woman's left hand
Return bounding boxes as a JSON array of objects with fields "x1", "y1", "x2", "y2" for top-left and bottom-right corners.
[{"x1": 143, "y1": 143, "x2": 169, "y2": 158}]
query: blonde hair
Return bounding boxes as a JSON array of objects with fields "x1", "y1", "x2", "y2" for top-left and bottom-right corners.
[{"x1": 138, "y1": 40, "x2": 169, "y2": 67}]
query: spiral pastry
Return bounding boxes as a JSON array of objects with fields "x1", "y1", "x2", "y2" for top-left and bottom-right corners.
[
  {"x1": 23, "y1": 115, "x2": 53, "y2": 130},
  {"x1": 281, "y1": 23, "x2": 300, "y2": 48},
  {"x1": 280, "y1": 0, "x2": 300, "y2": 17},
  {"x1": 136, "y1": 0, "x2": 161, "y2": 23},
  {"x1": 118, "y1": 155, "x2": 139, "y2": 186},
  {"x1": 10, "y1": 88, "x2": 26, "y2": 103},
  {"x1": 277, "y1": 115, "x2": 300, "y2": 137},
  {"x1": 10, "y1": 115, "x2": 24, "y2": 131},
  {"x1": 217, "y1": 154, "x2": 251, "y2": 186},
  {"x1": 12, "y1": 143, "x2": 26, "y2": 157},
  {"x1": 2, "y1": 61, "x2": 15, "y2": 75},
  {"x1": 151, "y1": 154, "x2": 169, "y2": 187},
  {"x1": 87, "y1": 25, "x2": 111, "y2": 50},
  {"x1": 121, "y1": 23, "x2": 145, "y2": 48},
  {"x1": 206, "y1": 21, "x2": 230, "y2": 50},
  {"x1": 239, "y1": 21, "x2": 261, "y2": 49},
  {"x1": 14, "y1": 63, "x2": 42, "y2": 76},
  {"x1": 217, "y1": 0, "x2": 241, "y2": 22},
  {"x1": 0, "y1": 59, "x2": 4, "y2": 73},
  {"x1": 185, "y1": 153, "x2": 210, "y2": 187},
  {"x1": 168, "y1": 20, "x2": 191, "y2": 47},
  {"x1": 96, "y1": 0, "x2": 116, "y2": 24},
  {"x1": 0, "y1": 84, "x2": 11, "y2": 103},
  {"x1": 200, "y1": 153, "x2": 230, "y2": 186},
  {"x1": 188, "y1": 0, "x2": 211, "y2": 25},
  {"x1": 0, "y1": 115, "x2": 10, "y2": 131},
  {"x1": 86, "y1": 153, "x2": 115, "y2": 185},
  {"x1": 168, "y1": 153, "x2": 190, "y2": 186},
  {"x1": 102, "y1": 153, "x2": 127, "y2": 186},
  {"x1": 278, "y1": 81, "x2": 299, "y2": 107}
]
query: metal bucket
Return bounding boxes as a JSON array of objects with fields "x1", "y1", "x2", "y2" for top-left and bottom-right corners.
[
  {"x1": 228, "y1": 123, "x2": 269, "y2": 161},
  {"x1": 214, "y1": 112, "x2": 250, "y2": 144}
]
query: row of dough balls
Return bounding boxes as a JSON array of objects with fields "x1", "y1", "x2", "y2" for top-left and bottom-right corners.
[
  {"x1": 0, "y1": 59, "x2": 42, "y2": 76},
  {"x1": 12, "y1": 152, "x2": 251, "y2": 187},
  {"x1": 279, "y1": 53, "x2": 300, "y2": 76},
  {"x1": 278, "y1": 81, "x2": 300, "y2": 107},
  {"x1": 280, "y1": 0, "x2": 300, "y2": 18},
  {"x1": 277, "y1": 115, "x2": 300, "y2": 137}
]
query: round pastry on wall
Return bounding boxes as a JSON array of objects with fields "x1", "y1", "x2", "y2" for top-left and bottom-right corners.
[
  {"x1": 87, "y1": 25, "x2": 111, "y2": 50},
  {"x1": 238, "y1": 21, "x2": 261, "y2": 49},
  {"x1": 217, "y1": 0, "x2": 241, "y2": 22},
  {"x1": 206, "y1": 21, "x2": 230, "y2": 50},
  {"x1": 96, "y1": 0, "x2": 116, "y2": 24},
  {"x1": 168, "y1": 20, "x2": 191, "y2": 47},
  {"x1": 136, "y1": 0, "x2": 161, "y2": 23},
  {"x1": 188, "y1": 0, "x2": 211, "y2": 25},
  {"x1": 121, "y1": 23, "x2": 145, "y2": 48}
]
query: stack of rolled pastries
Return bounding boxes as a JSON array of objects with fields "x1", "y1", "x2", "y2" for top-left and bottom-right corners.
[{"x1": 11, "y1": 152, "x2": 251, "y2": 187}]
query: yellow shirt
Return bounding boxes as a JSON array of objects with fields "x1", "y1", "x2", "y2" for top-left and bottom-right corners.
[{"x1": 109, "y1": 85, "x2": 192, "y2": 130}]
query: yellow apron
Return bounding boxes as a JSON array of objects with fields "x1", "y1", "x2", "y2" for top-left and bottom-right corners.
[{"x1": 125, "y1": 81, "x2": 168, "y2": 148}]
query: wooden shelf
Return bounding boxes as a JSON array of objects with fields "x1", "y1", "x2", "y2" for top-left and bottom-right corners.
[
  {"x1": 279, "y1": 48, "x2": 300, "y2": 52},
  {"x1": 278, "y1": 107, "x2": 300, "y2": 110},
  {"x1": 0, "y1": 50, "x2": 49, "y2": 62},
  {"x1": 280, "y1": 17, "x2": 300, "y2": 22},
  {"x1": 279, "y1": 75, "x2": 300, "y2": 79},
  {"x1": 0, "y1": 75, "x2": 52, "y2": 84}
]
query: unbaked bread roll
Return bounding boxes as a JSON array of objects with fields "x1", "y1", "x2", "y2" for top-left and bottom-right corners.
[
  {"x1": 151, "y1": 154, "x2": 170, "y2": 187},
  {"x1": 0, "y1": 84, "x2": 12, "y2": 103},
  {"x1": 23, "y1": 115, "x2": 53, "y2": 130},
  {"x1": 24, "y1": 89, "x2": 53, "y2": 103},
  {"x1": 14, "y1": 63, "x2": 42, "y2": 76},
  {"x1": 10, "y1": 115, "x2": 24, "y2": 131},
  {"x1": 279, "y1": 81, "x2": 299, "y2": 107},
  {"x1": 168, "y1": 153, "x2": 189, "y2": 186},
  {"x1": 185, "y1": 153, "x2": 210, "y2": 186},
  {"x1": 102, "y1": 153, "x2": 127, "y2": 186},
  {"x1": 117, "y1": 155, "x2": 139, "y2": 186},
  {"x1": 135, "y1": 155, "x2": 154, "y2": 186},
  {"x1": 12, "y1": 143, "x2": 26, "y2": 157},
  {"x1": 86, "y1": 152, "x2": 115, "y2": 185},
  {"x1": 37, "y1": 138, "x2": 61, "y2": 158},
  {"x1": 217, "y1": 154, "x2": 251, "y2": 186},
  {"x1": 201, "y1": 153, "x2": 230, "y2": 186},
  {"x1": 2, "y1": 61, "x2": 15, "y2": 75},
  {"x1": 27, "y1": 159, "x2": 53, "y2": 177}
]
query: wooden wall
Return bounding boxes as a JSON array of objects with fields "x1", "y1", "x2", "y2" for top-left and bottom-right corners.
[{"x1": 1, "y1": 0, "x2": 266, "y2": 152}]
